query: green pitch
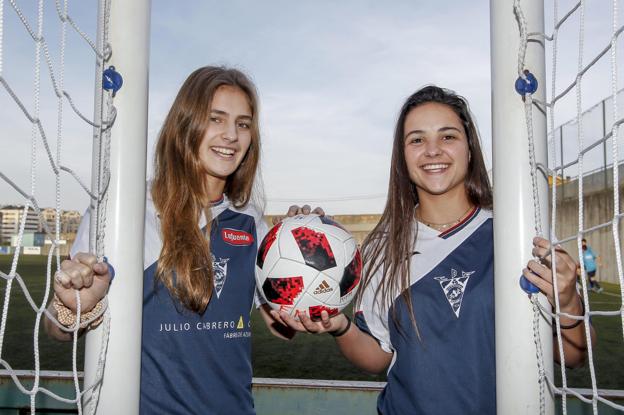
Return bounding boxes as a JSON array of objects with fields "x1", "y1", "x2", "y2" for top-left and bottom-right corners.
[
  {"x1": 0, "y1": 255, "x2": 621, "y2": 388},
  {"x1": 554, "y1": 282, "x2": 624, "y2": 390},
  {"x1": 0, "y1": 254, "x2": 86, "y2": 371}
]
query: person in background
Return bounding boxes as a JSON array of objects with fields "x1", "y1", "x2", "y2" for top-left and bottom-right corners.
[{"x1": 582, "y1": 238, "x2": 603, "y2": 293}]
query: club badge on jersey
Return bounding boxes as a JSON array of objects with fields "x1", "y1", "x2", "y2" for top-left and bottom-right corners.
[{"x1": 435, "y1": 269, "x2": 475, "y2": 318}]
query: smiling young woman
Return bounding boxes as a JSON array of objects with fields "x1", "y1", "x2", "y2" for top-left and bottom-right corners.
[
  {"x1": 45, "y1": 66, "x2": 295, "y2": 415},
  {"x1": 276, "y1": 85, "x2": 595, "y2": 415},
  {"x1": 151, "y1": 68, "x2": 262, "y2": 314},
  {"x1": 403, "y1": 101, "x2": 474, "y2": 232}
]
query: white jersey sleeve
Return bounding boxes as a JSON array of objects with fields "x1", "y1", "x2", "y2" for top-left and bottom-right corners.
[
  {"x1": 253, "y1": 212, "x2": 270, "y2": 308},
  {"x1": 355, "y1": 266, "x2": 394, "y2": 354},
  {"x1": 70, "y1": 209, "x2": 91, "y2": 259}
]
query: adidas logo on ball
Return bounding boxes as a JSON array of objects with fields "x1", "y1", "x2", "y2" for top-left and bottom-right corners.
[{"x1": 313, "y1": 280, "x2": 333, "y2": 295}]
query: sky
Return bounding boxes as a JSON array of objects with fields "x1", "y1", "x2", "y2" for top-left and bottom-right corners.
[
  {"x1": 147, "y1": 1, "x2": 492, "y2": 214},
  {"x1": 0, "y1": 1, "x2": 622, "y2": 215}
]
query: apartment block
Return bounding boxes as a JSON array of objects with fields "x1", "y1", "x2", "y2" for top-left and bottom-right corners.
[{"x1": 0, "y1": 205, "x2": 82, "y2": 245}]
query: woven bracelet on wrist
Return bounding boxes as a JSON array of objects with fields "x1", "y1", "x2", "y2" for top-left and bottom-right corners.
[
  {"x1": 559, "y1": 298, "x2": 585, "y2": 330},
  {"x1": 53, "y1": 294, "x2": 104, "y2": 330},
  {"x1": 329, "y1": 315, "x2": 351, "y2": 337}
]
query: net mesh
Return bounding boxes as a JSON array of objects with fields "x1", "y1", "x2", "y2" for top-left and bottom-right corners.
[
  {"x1": 515, "y1": 0, "x2": 624, "y2": 413},
  {"x1": 0, "y1": 0, "x2": 115, "y2": 413}
]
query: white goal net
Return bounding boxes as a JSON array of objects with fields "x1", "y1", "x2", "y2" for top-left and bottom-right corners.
[
  {"x1": 514, "y1": 0, "x2": 624, "y2": 413},
  {"x1": 0, "y1": 0, "x2": 116, "y2": 413}
]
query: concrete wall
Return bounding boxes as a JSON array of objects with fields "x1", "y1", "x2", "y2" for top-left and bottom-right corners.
[{"x1": 553, "y1": 164, "x2": 624, "y2": 284}]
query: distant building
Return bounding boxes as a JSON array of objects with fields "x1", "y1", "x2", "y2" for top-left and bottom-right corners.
[
  {"x1": 41, "y1": 208, "x2": 57, "y2": 234},
  {"x1": 0, "y1": 206, "x2": 39, "y2": 244},
  {"x1": 0, "y1": 205, "x2": 81, "y2": 255},
  {"x1": 39, "y1": 207, "x2": 82, "y2": 234},
  {"x1": 61, "y1": 210, "x2": 82, "y2": 234}
]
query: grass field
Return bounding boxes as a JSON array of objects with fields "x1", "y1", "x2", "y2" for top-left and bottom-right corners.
[
  {"x1": 251, "y1": 304, "x2": 385, "y2": 382},
  {"x1": 0, "y1": 255, "x2": 85, "y2": 371},
  {"x1": 554, "y1": 281, "x2": 624, "y2": 390},
  {"x1": 1, "y1": 255, "x2": 622, "y2": 389}
]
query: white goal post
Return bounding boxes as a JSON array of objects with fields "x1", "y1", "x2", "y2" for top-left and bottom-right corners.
[
  {"x1": 490, "y1": 0, "x2": 555, "y2": 414},
  {"x1": 83, "y1": 0, "x2": 150, "y2": 413}
]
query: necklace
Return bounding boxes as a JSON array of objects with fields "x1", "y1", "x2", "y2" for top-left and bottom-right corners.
[{"x1": 416, "y1": 205, "x2": 475, "y2": 232}]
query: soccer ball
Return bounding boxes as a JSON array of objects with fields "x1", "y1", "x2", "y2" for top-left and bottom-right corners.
[{"x1": 256, "y1": 214, "x2": 362, "y2": 321}]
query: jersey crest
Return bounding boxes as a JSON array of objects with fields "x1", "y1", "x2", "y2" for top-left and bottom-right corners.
[
  {"x1": 212, "y1": 254, "x2": 230, "y2": 299},
  {"x1": 435, "y1": 269, "x2": 474, "y2": 318}
]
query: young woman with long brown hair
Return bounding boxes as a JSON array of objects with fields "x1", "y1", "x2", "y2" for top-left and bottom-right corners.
[
  {"x1": 277, "y1": 85, "x2": 594, "y2": 414},
  {"x1": 45, "y1": 66, "x2": 294, "y2": 414}
]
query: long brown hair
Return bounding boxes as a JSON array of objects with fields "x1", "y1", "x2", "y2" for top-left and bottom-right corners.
[
  {"x1": 356, "y1": 85, "x2": 492, "y2": 334},
  {"x1": 151, "y1": 66, "x2": 261, "y2": 313}
]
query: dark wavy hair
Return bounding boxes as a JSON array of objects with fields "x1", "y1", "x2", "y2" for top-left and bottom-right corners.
[{"x1": 356, "y1": 85, "x2": 492, "y2": 335}]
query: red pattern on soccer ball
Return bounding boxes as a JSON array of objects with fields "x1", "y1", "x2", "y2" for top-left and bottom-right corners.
[
  {"x1": 257, "y1": 222, "x2": 281, "y2": 269},
  {"x1": 339, "y1": 249, "x2": 362, "y2": 297},
  {"x1": 262, "y1": 276, "x2": 304, "y2": 305},
  {"x1": 291, "y1": 226, "x2": 337, "y2": 271},
  {"x1": 308, "y1": 305, "x2": 339, "y2": 321}
]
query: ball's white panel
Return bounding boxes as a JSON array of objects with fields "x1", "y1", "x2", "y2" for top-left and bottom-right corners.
[
  {"x1": 267, "y1": 300, "x2": 294, "y2": 316},
  {"x1": 294, "y1": 292, "x2": 342, "y2": 321},
  {"x1": 309, "y1": 221, "x2": 351, "y2": 244},
  {"x1": 302, "y1": 214, "x2": 323, "y2": 226},
  {"x1": 268, "y1": 257, "x2": 320, "y2": 280},
  {"x1": 343, "y1": 237, "x2": 357, "y2": 263},
  {"x1": 286, "y1": 290, "x2": 317, "y2": 321},
  {"x1": 282, "y1": 213, "x2": 318, "y2": 228},
  {"x1": 258, "y1": 257, "x2": 320, "y2": 314},
  {"x1": 309, "y1": 276, "x2": 342, "y2": 308},
  {"x1": 327, "y1": 289, "x2": 342, "y2": 309},
  {"x1": 303, "y1": 272, "x2": 340, "y2": 305},
  {"x1": 277, "y1": 222, "x2": 306, "y2": 265}
]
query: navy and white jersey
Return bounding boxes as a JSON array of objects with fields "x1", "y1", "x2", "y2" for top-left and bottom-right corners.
[
  {"x1": 72, "y1": 190, "x2": 268, "y2": 415},
  {"x1": 355, "y1": 208, "x2": 495, "y2": 415}
]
